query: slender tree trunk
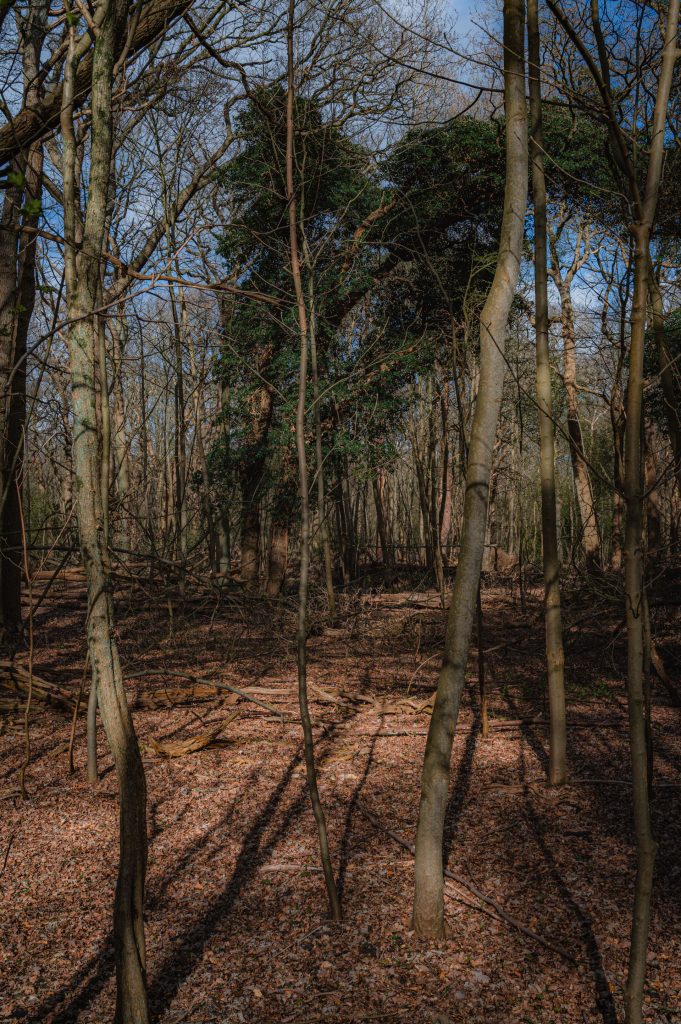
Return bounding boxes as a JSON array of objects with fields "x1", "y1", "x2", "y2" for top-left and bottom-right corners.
[
  {"x1": 0, "y1": 0, "x2": 47, "y2": 640},
  {"x1": 284, "y1": 0, "x2": 339, "y2": 921},
  {"x1": 622, "y1": 4, "x2": 679, "y2": 1017},
  {"x1": 0, "y1": 150, "x2": 39, "y2": 638},
  {"x1": 372, "y1": 469, "x2": 393, "y2": 581},
  {"x1": 412, "y1": 0, "x2": 528, "y2": 938},
  {"x1": 239, "y1": 380, "x2": 274, "y2": 584},
  {"x1": 611, "y1": 403, "x2": 626, "y2": 571},
  {"x1": 623, "y1": 222, "x2": 659, "y2": 1024},
  {"x1": 139, "y1": 332, "x2": 153, "y2": 552},
  {"x1": 110, "y1": 311, "x2": 131, "y2": 550},
  {"x1": 648, "y1": 268, "x2": 681, "y2": 494},
  {"x1": 169, "y1": 282, "x2": 187, "y2": 561},
  {"x1": 305, "y1": 257, "x2": 336, "y2": 617},
  {"x1": 528, "y1": 0, "x2": 567, "y2": 785},
  {"x1": 217, "y1": 376, "x2": 232, "y2": 574},
  {"x1": 187, "y1": 334, "x2": 217, "y2": 570},
  {"x1": 560, "y1": 284, "x2": 601, "y2": 567},
  {"x1": 644, "y1": 426, "x2": 661, "y2": 562},
  {"x1": 286, "y1": 0, "x2": 340, "y2": 920},
  {"x1": 61, "y1": 3, "x2": 149, "y2": 1019}
]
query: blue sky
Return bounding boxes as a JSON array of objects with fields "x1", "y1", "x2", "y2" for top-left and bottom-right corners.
[{"x1": 451, "y1": 0, "x2": 477, "y2": 32}]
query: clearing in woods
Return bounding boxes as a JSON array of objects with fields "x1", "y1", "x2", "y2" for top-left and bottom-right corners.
[{"x1": 1, "y1": 570, "x2": 680, "y2": 1024}]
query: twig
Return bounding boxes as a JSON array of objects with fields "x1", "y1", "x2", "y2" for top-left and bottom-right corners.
[
  {"x1": 357, "y1": 801, "x2": 577, "y2": 963},
  {"x1": 0, "y1": 832, "x2": 14, "y2": 878},
  {"x1": 405, "y1": 651, "x2": 440, "y2": 694}
]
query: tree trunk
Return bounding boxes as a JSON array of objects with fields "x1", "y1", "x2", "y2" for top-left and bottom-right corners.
[
  {"x1": 528, "y1": 0, "x2": 567, "y2": 786},
  {"x1": 169, "y1": 281, "x2": 187, "y2": 561},
  {"x1": 286, "y1": 0, "x2": 341, "y2": 920},
  {"x1": 623, "y1": 221, "x2": 659, "y2": 1024},
  {"x1": 239, "y1": 380, "x2": 273, "y2": 584},
  {"x1": 110, "y1": 311, "x2": 131, "y2": 550},
  {"x1": 306, "y1": 262, "x2": 336, "y2": 618},
  {"x1": 372, "y1": 469, "x2": 393, "y2": 581},
  {"x1": 412, "y1": 0, "x2": 528, "y2": 938},
  {"x1": 265, "y1": 519, "x2": 289, "y2": 596},
  {"x1": 621, "y1": 4, "x2": 678, "y2": 1016},
  {"x1": 556, "y1": 281, "x2": 601, "y2": 568},
  {"x1": 644, "y1": 426, "x2": 661, "y2": 562},
  {"x1": 648, "y1": 267, "x2": 681, "y2": 495},
  {"x1": 61, "y1": 3, "x2": 149, "y2": 1019},
  {"x1": 240, "y1": 474, "x2": 262, "y2": 584}
]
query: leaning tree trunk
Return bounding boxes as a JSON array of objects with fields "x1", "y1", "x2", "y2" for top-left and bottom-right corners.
[
  {"x1": 412, "y1": 0, "x2": 528, "y2": 938},
  {"x1": 528, "y1": 0, "x2": 566, "y2": 786},
  {"x1": 61, "y1": 2, "x2": 149, "y2": 1020}
]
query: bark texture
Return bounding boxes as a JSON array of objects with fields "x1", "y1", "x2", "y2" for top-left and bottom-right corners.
[
  {"x1": 528, "y1": 0, "x2": 566, "y2": 786},
  {"x1": 61, "y1": 1, "x2": 149, "y2": 1019},
  {"x1": 412, "y1": 0, "x2": 528, "y2": 938}
]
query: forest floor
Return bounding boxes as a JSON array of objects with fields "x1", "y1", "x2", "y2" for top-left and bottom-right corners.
[{"x1": 0, "y1": 567, "x2": 680, "y2": 1024}]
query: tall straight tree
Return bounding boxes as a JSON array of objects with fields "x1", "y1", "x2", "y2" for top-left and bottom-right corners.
[
  {"x1": 60, "y1": 0, "x2": 149, "y2": 1020},
  {"x1": 547, "y1": 1, "x2": 679, "y2": 1019},
  {"x1": 0, "y1": 0, "x2": 49, "y2": 642},
  {"x1": 528, "y1": 0, "x2": 566, "y2": 785},
  {"x1": 412, "y1": 0, "x2": 529, "y2": 938},
  {"x1": 286, "y1": 0, "x2": 341, "y2": 921}
]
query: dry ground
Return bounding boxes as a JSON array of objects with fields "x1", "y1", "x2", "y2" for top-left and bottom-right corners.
[{"x1": 1, "y1": 570, "x2": 680, "y2": 1024}]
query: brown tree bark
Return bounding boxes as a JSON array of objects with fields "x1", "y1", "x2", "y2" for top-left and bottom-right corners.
[
  {"x1": 61, "y1": 1, "x2": 149, "y2": 1018},
  {"x1": 110, "y1": 311, "x2": 131, "y2": 550},
  {"x1": 0, "y1": 0, "x2": 49, "y2": 641},
  {"x1": 547, "y1": 2, "x2": 680, "y2": 1019},
  {"x1": 528, "y1": 0, "x2": 567, "y2": 785},
  {"x1": 412, "y1": 0, "x2": 528, "y2": 938},
  {"x1": 286, "y1": 0, "x2": 340, "y2": 920},
  {"x1": 548, "y1": 230, "x2": 601, "y2": 569},
  {"x1": 265, "y1": 520, "x2": 289, "y2": 596}
]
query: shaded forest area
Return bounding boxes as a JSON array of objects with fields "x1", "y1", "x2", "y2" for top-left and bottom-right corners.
[{"x1": 1, "y1": 1, "x2": 680, "y2": 1022}]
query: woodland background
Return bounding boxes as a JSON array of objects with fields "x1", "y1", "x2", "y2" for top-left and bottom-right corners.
[{"x1": 0, "y1": 1, "x2": 680, "y2": 1022}]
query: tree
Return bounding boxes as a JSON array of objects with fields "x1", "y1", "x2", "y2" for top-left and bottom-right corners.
[
  {"x1": 412, "y1": 0, "x2": 529, "y2": 938},
  {"x1": 546, "y1": 1, "x2": 680, "y2": 1019},
  {"x1": 60, "y1": 0, "x2": 149, "y2": 1017},
  {"x1": 528, "y1": 0, "x2": 567, "y2": 785}
]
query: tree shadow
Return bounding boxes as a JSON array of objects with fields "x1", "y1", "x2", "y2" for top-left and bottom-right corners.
[
  {"x1": 442, "y1": 689, "x2": 480, "y2": 865},
  {"x1": 517, "y1": 740, "x2": 618, "y2": 1024},
  {"x1": 148, "y1": 717, "x2": 354, "y2": 1018},
  {"x1": 336, "y1": 716, "x2": 383, "y2": 905},
  {"x1": 25, "y1": 941, "x2": 114, "y2": 1023}
]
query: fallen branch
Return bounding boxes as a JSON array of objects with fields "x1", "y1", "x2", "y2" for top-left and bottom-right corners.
[
  {"x1": 357, "y1": 801, "x2": 577, "y2": 963},
  {"x1": 145, "y1": 710, "x2": 240, "y2": 758},
  {"x1": 126, "y1": 668, "x2": 285, "y2": 719},
  {"x1": 0, "y1": 663, "x2": 76, "y2": 713}
]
